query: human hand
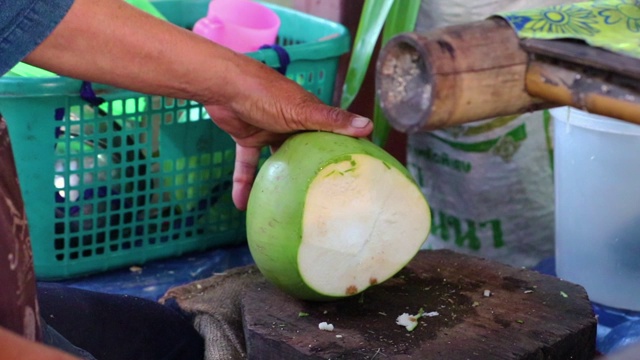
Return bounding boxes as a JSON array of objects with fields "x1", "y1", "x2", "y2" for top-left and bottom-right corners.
[{"x1": 203, "y1": 53, "x2": 373, "y2": 210}]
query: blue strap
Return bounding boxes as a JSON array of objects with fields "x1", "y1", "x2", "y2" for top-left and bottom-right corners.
[
  {"x1": 259, "y1": 44, "x2": 290, "y2": 75},
  {"x1": 54, "y1": 107, "x2": 65, "y2": 141},
  {"x1": 80, "y1": 81, "x2": 104, "y2": 106},
  {"x1": 80, "y1": 81, "x2": 108, "y2": 116}
]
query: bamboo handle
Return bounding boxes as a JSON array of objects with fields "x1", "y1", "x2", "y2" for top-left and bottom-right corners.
[{"x1": 525, "y1": 61, "x2": 640, "y2": 124}]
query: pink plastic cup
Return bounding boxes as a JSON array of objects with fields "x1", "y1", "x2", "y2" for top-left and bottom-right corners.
[{"x1": 193, "y1": 0, "x2": 281, "y2": 53}]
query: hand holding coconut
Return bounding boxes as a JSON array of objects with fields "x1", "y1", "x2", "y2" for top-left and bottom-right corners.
[
  {"x1": 194, "y1": 36, "x2": 432, "y2": 296},
  {"x1": 198, "y1": 44, "x2": 431, "y2": 301}
]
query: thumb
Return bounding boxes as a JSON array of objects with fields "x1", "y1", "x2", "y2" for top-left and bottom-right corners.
[{"x1": 290, "y1": 102, "x2": 373, "y2": 138}]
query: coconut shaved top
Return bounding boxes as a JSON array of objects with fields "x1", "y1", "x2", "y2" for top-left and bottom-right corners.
[{"x1": 298, "y1": 154, "x2": 430, "y2": 297}]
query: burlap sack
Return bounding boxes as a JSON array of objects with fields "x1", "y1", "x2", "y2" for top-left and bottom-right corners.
[{"x1": 159, "y1": 265, "x2": 263, "y2": 360}]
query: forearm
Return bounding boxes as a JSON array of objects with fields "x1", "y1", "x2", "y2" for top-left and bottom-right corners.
[
  {"x1": 0, "y1": 327, "x2": 79, "y2": 360},
  {"x1": 23, "y1": 0, "x2": 243, "y2": 104}
]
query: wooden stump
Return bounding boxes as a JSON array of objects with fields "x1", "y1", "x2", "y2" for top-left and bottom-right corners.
[{"x1": 241, "y1": 250, "x2": 597, "y2": 359}]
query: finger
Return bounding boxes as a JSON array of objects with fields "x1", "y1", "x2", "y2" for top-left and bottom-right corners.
[
  {"x1": 232, "y1": 144, "x2": 262, "y2": 211},
  {"x1": 284, "y1": 102, "x2": 373, "y2": 138}
]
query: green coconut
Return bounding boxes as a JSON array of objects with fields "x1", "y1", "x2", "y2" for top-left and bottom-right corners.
[{"x1": 246, "y1": 132, "x2": 431, "y2": 300}]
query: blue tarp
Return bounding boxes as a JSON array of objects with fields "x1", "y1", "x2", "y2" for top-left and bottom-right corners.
[{"x1": 43, "y1": 244, "x2": 254, "y2": 301}]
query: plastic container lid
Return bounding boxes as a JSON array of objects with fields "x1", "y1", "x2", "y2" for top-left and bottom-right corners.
[{"x1": 549, "y1": 106, "x2": 640, "y2": 136}]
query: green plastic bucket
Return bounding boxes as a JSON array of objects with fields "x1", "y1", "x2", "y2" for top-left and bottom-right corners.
[{"x1": 0, "y1": 1, "x2": 349, "y2": 280}]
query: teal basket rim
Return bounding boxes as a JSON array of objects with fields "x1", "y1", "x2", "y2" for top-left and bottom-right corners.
[{"x1": 0, "y1": 3, "x2": 350, "y2": 98}]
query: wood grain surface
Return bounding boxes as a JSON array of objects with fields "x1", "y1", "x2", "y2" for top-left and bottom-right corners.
[{"x1": 242, "y1": 250, "x2": 597, "y2": 359}]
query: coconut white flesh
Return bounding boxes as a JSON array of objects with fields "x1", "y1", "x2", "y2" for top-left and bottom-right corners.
[{"x1": 298, "y1": 154, "x2": 430, "y2": 297}]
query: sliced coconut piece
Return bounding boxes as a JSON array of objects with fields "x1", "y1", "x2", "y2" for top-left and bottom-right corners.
[{"x1": 299, "y1": 155, "x2": 430, "y2": 297}]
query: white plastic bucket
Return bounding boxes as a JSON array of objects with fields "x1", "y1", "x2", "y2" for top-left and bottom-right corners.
[{"x1": 552, "y1": 106, "x2": 640, "y2": 311}]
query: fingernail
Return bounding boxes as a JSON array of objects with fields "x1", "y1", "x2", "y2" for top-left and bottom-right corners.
[{"x1": 351, "y1": 117, "x2": 371, "y2": 128}]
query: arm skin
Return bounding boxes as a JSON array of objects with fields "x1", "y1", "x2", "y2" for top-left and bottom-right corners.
[
  {"x1": 23, "y1": 0, "x2": 373, "y2": 210},
  {"x1": 0, "y1": 327, "x2": 80, "y2": 360}
]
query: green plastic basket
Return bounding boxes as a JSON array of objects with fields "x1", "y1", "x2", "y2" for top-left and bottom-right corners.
[{"x1": 0, "y1": 1, "x2": 349, "y2": 280}]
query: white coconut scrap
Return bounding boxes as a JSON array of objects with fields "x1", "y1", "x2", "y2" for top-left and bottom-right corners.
[
  {"x1": 483, "y1": 289, "x2": 492, "y2": 297},
  {"x1": 396, "y1": 313, "x2": 419, "y2": 331},
  {"x1": 396, "y1": 308, "x2": 438, "y2": 332},
  {"x1": 318, "y1": 322, "x2": 334, "y2": 331}
]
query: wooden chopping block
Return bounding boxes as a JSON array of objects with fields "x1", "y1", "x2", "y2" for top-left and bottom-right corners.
[{"x1": 241, "y1": 250, "x2": 597, "y2": 360}]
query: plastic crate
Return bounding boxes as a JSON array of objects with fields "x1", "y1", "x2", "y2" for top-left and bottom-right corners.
[{"x1": 0, "y1": 1, "x2": 349, "y2": 280}]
